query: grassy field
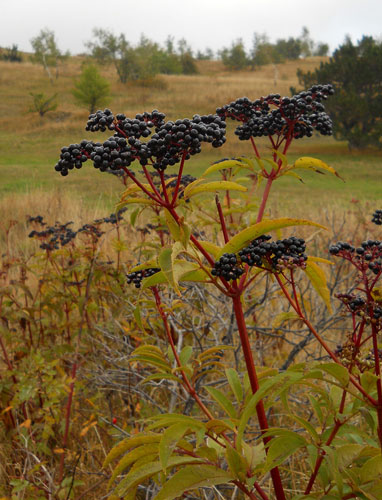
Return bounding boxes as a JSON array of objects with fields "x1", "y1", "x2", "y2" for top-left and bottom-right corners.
[{"x1": 1, "y1": 55, "x2": 381, "y2": 229}]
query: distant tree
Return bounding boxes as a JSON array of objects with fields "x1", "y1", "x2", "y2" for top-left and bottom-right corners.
[
  {"x1": 71, "y1": 64, "x2": 111, "y2": 113},
  {"x1": 30, "y1": 29, "x2": 68, "y2": 83},
  {"x1": 297, "y1": 36, "x2": 382, "y2": 149},
  {"x1": 274, "y1": 37, "x2": 302, "y2": 60},
  {"x1": 251, "y1": 33, "x2": 280, "y2": 67},
  {"x1": 299, "y1": 26, "x2": 314, "y2": 58},
  {"x1": 86, "y1": 29, "x2": 132, "y2": 83},
  {"x1": 29, "y1": 92, "x2": 58, "y2": 117},
  {"x1": 313, "y1": 42, "x2": 329, "y2": 56},
  {"x1": 180, "y1": 52, "x2": 198, "y2": 74},
  {"x1": 0, "y1": 44, "x2": 22, "y2": 62},
  {"x1": 196, "y1": 48, "x2": 214, "y2": 60},
  {"x1": 220, "y1": 39, "x2": 248, "y2": 70}
]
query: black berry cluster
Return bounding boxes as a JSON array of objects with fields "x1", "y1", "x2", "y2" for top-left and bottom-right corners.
[
  {"x1": 239, "y1": 235, "x2": 307, "y2": 271},
  {"x1": 372, "y1": 210, "x2": 382, "y2": 226},
  {"x1": 54, "y1": 109, "x2": 226, "y2": 176},
  {"x1": 27, "y1": 209, "x2": 128, "y2": 250},
  {"x1": 216, "y1": 84, "x2": 334, "y2": 141},
  {"x1": 211, "y1": 253, "x2": 244, "y2": 281},
  {"x1": 330, "y1": 240, "x2": 382, "y2": 275},
  {"x1": 146, "y1": 114, "x2": 226, "y2": 171},
  {"x1": 54, "y1": 140, "x2": 93, "y2": 176},
  {"x1": 93, "y1": 207, "x2": 127, "y2": 225},
  {"x1": 126, "y1": 268, "x2": 161, "y2": 288},
  {"x1": 28, "y1": 221, "x2": 77, "y2": 250}
]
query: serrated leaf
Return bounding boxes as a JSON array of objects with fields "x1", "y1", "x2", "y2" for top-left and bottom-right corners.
[
  {"x1": 318, "y1": 363, "x2": 349, "y2": 386},
  {"x1": 153, "y1": 464, "x2": 234, "y2": 500},
  {"x1": 218, "y1": 218, "x2": 326, "y2": 258},
  {"x1": 304, "y1": 259, "x2": 333, "y2": 313},
  {"x1": 281, "y1": 170, "x2": 305, "y2": 183},
  {"x1": 116, "y1": 457, "x2": 203, "y2": 496},
  {"x1": 141, "y1": 271, "x2": 167, "y2": 289},
  {"x1": 129, "y1": 208, "x2": 140, "y2": 227},
  {"x1": 184, "y1": 181, "x2": 247, "y2": 199},
  {"x1": 204, "y1": 387, "x2": 237, "y2": 418},
  {"x1": 164, "y1": 209, "x2": 180, "y2": 241},
  {"x1": 103, "y1": 434, "x2": 161, "y2": 468},
  {"x1": 226, "y1": 445, "x2": 247, "y2": 479},
  {"x1": 179, "y1": 268, "x2": 210, "y2": 283},
  {"x1": 225, "y1": 368, "x2": 243, "y2": 403},
  {"x1": 202, "y1": 159, "x2": 243, "y2": 177},
  {"x1": 294, "y1": 157, "x2": 344, "y2": 181},
  {"x1": 179, "y1": 346, "x2": 193, "y2": 365},
  {"x1": 263, "y1": 434, "x2": 306, "y2": 472},
  {"x1": 199, "y1": 241, "x2": 221, "y2": 259},
  {"x1": 360, "y1": 455, "x2": 382, "y2": 483},
  {"x1": 159, "y1": 422, "x2": 190, "y2": 470},
  {"x1": 148, "y1": 414, "x2": 206, "y2": 431},
  {"x1": 108, "y1": 444, "x2": 159, "y2": 487},
  {"x1": 205, "y1": 419, "x2": 235, "y2": 434}
]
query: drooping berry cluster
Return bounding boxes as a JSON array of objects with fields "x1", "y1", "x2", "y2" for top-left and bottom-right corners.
[
  {"x1": 211, "y1": 253, "x2": 244, "y2": 281},
  {"x1": 336, "y1": 293, "x2": 382, "y2": 323},
  {"x1": 372, "y1": 210, "x2": 382, "y2": 225},
  {"x1": 54, "y1": 109, "x2": 226, "y2": 176},
  {"x1": 330, "y1": 240, "x2": 382, "y2": 275},
  {"x1": 27, "y1": 209, "x2": 128, "y2": 250},
  {"x1": 216, "y1": 84, "x2": 334, "y2": 141},
  {"x1": 28, "y1": 221, "x2": 77, "y2": 250},
  {"x1": 126, "y1": 268, "x2": 161, "y2": 288},
  {"x1": 239, "y1": 235, "x2": 307, "y2": 271},
  {"x1": 94, "y1": 207, "x2": 127, "y2": 225}
]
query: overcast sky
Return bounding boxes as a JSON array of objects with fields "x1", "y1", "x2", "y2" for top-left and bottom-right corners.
[{"x1": 2, "y1": 0, "x2": 382, "y2": 55}]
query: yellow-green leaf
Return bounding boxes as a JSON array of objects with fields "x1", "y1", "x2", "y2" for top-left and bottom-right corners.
[
  {"x1": 153, "y1": 464, "x2": 234, "y2": 500},
  {"x1": 103, "y1": 434, "x2": 160, "y2": 468},
  {"x1": 108, "y1": 444, "x2": 159, "y2": 487},
  {"x1": 159, "y1": 422, "x2": 190, "y2": 470},
  {"x1": 184, "y1": 181, "x2": 247, "y2": 199},
  {"x1": 202, "y1": 159, "x2": 243, "y2": 177},
  {"x1": 294, "y1": 157, "x2": 344, "y2": 181},
  {"x1": 116, "y1": 457, "x2": 203, "y2": 496},
  {"x1": 304, "y1": 259, "x2": 333, "y2": 313}
]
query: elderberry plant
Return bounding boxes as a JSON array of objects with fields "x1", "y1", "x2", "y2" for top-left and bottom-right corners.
[{"x1": 54, "y1": 86, "x2": 382, "y2": 500}]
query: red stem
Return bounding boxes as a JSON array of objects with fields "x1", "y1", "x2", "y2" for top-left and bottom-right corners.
[
  {"x1": 215, "y1": 195, "x2": 229, "y2": 243},
  {"x1": 256, "y1": 174, "x2": 274, "y2": 223},
  {"x1": 231, "y1": 293, "x2": 286, "y2": 500},
  {"x1": 170, "y1": 151, "x2": 186, "y2": 207}
]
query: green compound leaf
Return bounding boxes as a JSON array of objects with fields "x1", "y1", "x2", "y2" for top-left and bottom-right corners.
[
  {"x1": 115, "y1": 456, "x2": 204, "y2": 496},
  {"x1": 103, "y1": 434, "x2": 161, "y2": 468},
  {"x1": 217, "y1": 218, "x2": 326, "y2": 258},
  {"x1": 159, "y1": 422, "x2": 191, "y2": 470},
  {"x1": 225, "y1": 368, "x2": 243, "y2": 403},
  {"x1": 108, "y1": 443, "x2": 159, "y2": 488},
  {"x1": 263, "y1": 433, "x2": 307, "y2": 473},
  {"x1": 318, "y1": 363, "x2": 350, "y2": 387},
  {"x1": 184, "y1": 181, "x2": 247, "y2": 199},
  {"x1": 304, "y1": 258, "x2": 333, "y2": 314},
  {"x1": 202, "y1": 159, "x2": 244, "y2": 176},
  {"x1": 205, "y1": 386, "x2": 237, "y2": 419},
  {"x1": 153, "y1": 464, "x2": 234, "y2": 500}
]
